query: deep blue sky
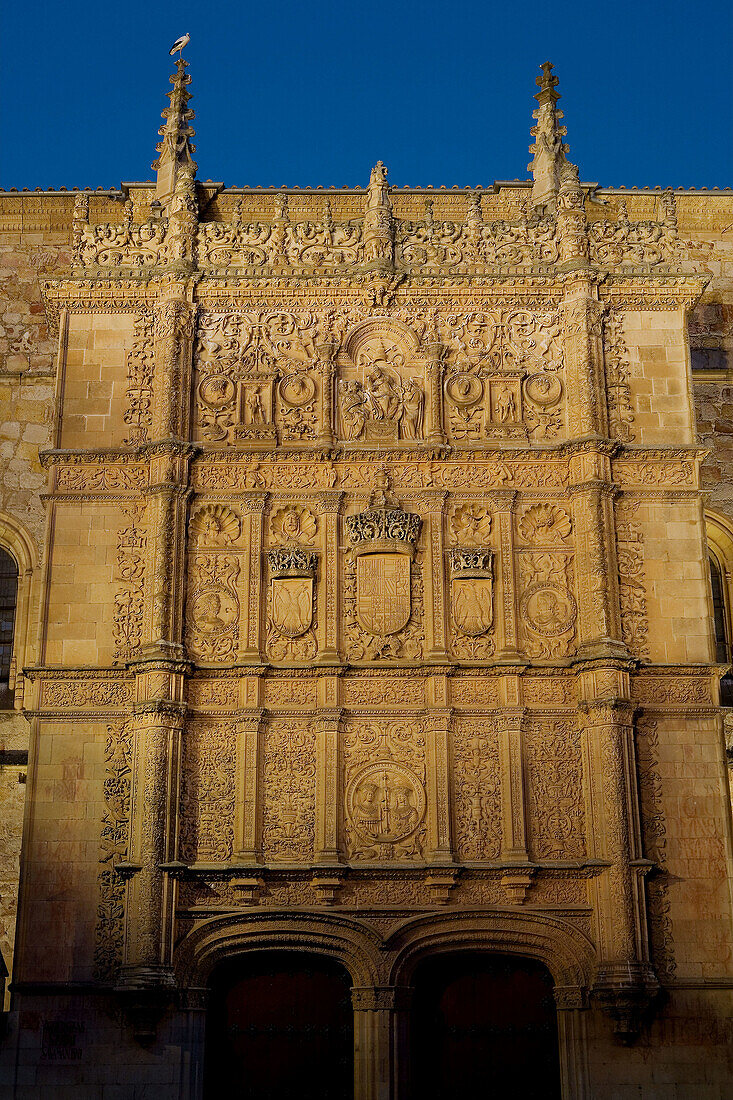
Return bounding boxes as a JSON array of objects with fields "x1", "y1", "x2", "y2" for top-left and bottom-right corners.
[{"x1": 2, "y1": 0, "x2": 731, "y2": 191}]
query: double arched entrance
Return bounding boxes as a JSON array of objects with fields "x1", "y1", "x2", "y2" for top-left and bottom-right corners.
[
  {"x1": 202, "y1": 951, "x2": 562, "y2": 1099},
  {"x1": 178, "y1": 910, "x2": 594, "y2": 1099}
]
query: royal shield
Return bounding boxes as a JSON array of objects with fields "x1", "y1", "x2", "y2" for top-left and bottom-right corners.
[
  {"x1": 356, "y1": 553, "x2": 411, "y2": 636},
  {"x1": 451, "y1": 576, "x2": 493, "y2": 636},
  {"x1": 271, "y1": 576, "x2": 313, "y2": 637}
]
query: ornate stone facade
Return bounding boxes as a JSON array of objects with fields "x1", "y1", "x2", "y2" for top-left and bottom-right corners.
[{"x1": 1, "y1": 58, "x2": 733, "y2": 1098}]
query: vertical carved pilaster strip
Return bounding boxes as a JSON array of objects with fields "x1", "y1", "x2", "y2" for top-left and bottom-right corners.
[
  {"x1": 582, "y1": 696, "x2": 657, "y2": 1038},
  {"x1": 242, "y1": 493, "x2": 267, "y2": 659},
  {"x1": 315, "y1": 340, "x2": 336, "y2": 445},
  {"x1": 425, "y1": 709, "x2": 455, "y2": 864},
  {"x1": 570, "y1": 477, "x2": 627, "y2": 660},
  {"x1": 560, "y1": 277, "x2": 606, "y2": 441},
  {"x1": 424, "y1": 343, "x2": 446, "y2": 446},
  {"x1": 424, "y1": 492, "x2": 448, "y2": 659},
  {"x1": 152, "y1": 289, "x2": 197, "y2": 443},
  {"x1": 121, "y1": 699, "x2": 185, "y2": 986},
  {"x1": 314, "y1": 707, "x2": 343, "y2": 864},
  {"x1": 499, "y1": 709, "x2": 529, "y2": 862},
  {"x1": 495, "y1": 493, "x2": 519, "y2": 657},
  {"x1": 314, "y1": 491, "x2": 343, "y2": 661},
  {"x1": 234, "y1": 708, "x2": 266, "y2": 863}
]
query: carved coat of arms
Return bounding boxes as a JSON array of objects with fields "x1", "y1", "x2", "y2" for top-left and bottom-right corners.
[
  {"x1": 271, "y1": 576, "x2": 313, "y2": 637},
  {"x1": 449, "y1": 548, "x2": 494, "y2": 637},
  {"x1": 356, "y1": 553, "x2": 411, "y2": 636}
]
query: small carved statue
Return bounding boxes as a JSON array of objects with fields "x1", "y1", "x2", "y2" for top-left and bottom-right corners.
[
  {"x1": 400, "y1": 378, "x2": 424, "y2": 439},
  {"x1": 339, "y1": 379, "x2": 367, "y2": 440}
]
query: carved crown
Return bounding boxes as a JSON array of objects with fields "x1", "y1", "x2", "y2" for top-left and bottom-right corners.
[
  {"x1": 267, "y1": 549, "x2": 318, "y2": 578},
  {"x1": 345, "y1": 474, "x2": 422, "y2": 556}
]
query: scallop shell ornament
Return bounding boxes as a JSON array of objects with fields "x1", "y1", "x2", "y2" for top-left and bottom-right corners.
[{"x1": 190, "y1": 505, "x2": 242, "y2": 547}]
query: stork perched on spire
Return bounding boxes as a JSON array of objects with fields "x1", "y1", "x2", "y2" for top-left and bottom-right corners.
[{"x1": 170, "y1": 33, "x2": 190, "y2": 58}]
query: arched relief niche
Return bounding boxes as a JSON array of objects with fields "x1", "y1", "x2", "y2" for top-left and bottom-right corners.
[{"x1": 336, "y1": 317, "x2": 426, "y2": 443}]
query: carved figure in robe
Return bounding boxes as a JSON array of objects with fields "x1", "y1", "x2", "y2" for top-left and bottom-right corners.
[
  {"x1": 400, "y1": 377, "x2": 424, "y2": 439},
  {"x1": 365, "y1": 367, "x2": 401, "y2": 421},
  {"x1": 338, "y1": 379, "x2": 367, "y2": 440}
]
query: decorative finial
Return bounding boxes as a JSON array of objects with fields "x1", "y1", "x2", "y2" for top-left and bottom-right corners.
[
  {"x1": 363, "y1": 161, "x2": 394, "y2": 271},
  {"x1": 528, "y1": 61, "x2": 569, "y2": 210},
  {"x1": 152, "y1": 54, "x2": 197, "y2": 206}
]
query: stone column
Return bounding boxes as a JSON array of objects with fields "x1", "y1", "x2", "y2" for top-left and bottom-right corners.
[
  {"x1": 233, "y1": 708, "x2": 266, "y2": 863},
  {"x1": 424, "y1": 710, "x2": 455, "y2": 865},
  {"x1": 560, "y1": 276, "x2": 607, "y2": 442},
  {"x1": 498, "y1": 708, "x2": 529, "y2": 863},
  {"x1": 569, "y1": 471, "x2": 627, "y2": 661},
  {"x1": 118, "y1": 698, "x2": 186, "y2": 1016},
  {"x1": 316, "y1": 340, "x2": 337, "y2": 445},
  {"x1": 493, "y1": 492, "x2": 520, "y2": 658},
  {"x1": 152, "y1": 286, "x2": 197, "y2": 443},
  {"x1": 241, "y1": 493, "x2": 267, "y2": 659},
  {"x1": 423, "y1": 342, "x2": 446, "y2": 447},
  {"x1": 423, "y1": 493, "x2": 448, "y2": 660},
  {"x1": 314, "y1": 491, "x2": 343, "y2": 661},
  {"x1": 554, "y1": 987, "x2": 590, "y2": 1100},
  {"x1": 582, "y1": 694, "x2": 658, "y2": 1041},
  {"x1": 314, "y1": 707, "x2": 343, "y2": 865},
  {"x1": 352, "y1": 986, "x2": 411, "y2": 1100}
]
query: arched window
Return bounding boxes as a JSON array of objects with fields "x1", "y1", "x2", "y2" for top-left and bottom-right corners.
[
  {"x1": 709, "y1": 553, "x2": 729, "y2": 664},
  {"x1": 0, "y1": 548, "x2": 18, "y2": 708}
]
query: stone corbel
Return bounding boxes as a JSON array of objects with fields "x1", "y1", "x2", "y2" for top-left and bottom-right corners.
[
  {"x1": 500, "y1": 866, "x2": 535, "y2": 905},
  {"x1": 591, "y1": 961, "x2": 660, "y2": 1044}
]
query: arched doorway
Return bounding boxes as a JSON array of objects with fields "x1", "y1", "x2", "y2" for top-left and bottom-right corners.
[
  {"x1": 203, "y1": 951, "x2": 354, "y2": 1099},
  {"x1": 410, "y1": 952, "x2": 562, "y2": 1099}
]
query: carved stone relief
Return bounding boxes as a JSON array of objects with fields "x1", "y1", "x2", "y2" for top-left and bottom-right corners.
[
  {"x1": 449, "y1": 548, "x2": 495, "y2": 659},
  {"x1": 525, "y1": 719, "x2": 585, "y2": 860},
  {"x1": 179, "y1": 721, "x2": 235, "y2": 862},
  {"x1": 441, "y1": 309, "x2": 565, "y2": 442},
  {"x1": 337, "y1": 327, "x2": 425, "y2": 443},
  {"x1": 452, "y1": 718, "x2": 501, "y2": 860},
  {"x1": 112, "y1": 507, "x2": 147, "y2": 663},
  {"x1": 615, "y1": 500, "x2": 650, "y2": 661},
  {"x1": 262, "y1": 720, "x2": 316, "y2": 862},
  {"x1": 518, "y1": 551, "x2": 577, "y2": 658},
  {"x1": 265, "y1": 549, "x2": 318, "y2": 662},
  {"x1": 186, "y1": 554, "x2": 240, "y2": 662},
  {"x1": 94, "y1": 721, "x2": 132, "y2": 980},
  {"x1": 343, "y1": 721, "x2": 426, "y2": 860}
]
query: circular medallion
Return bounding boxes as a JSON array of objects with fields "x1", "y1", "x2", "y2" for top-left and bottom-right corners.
[
  {"x1": 445, "y1": 372, "x2": 483, "y2": 407},
  {"x1": 192, "y1": 586, "x2": 238, "y2": 637},
  {"x1": 199, "y1": 375, "x2": 235, "y2": 410},
  {"x1": 523, "y1": 373, "x2": 562, "y2": 408},
  {"x1": 279, "y1": 372, "x2": 316, "y2": 407},
  {"x1": 346, "y1": 761, "x2": 425, "y2": 845},
  {"x1": 520, "y1": 584, "x2": 577, "y2": 637}
]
